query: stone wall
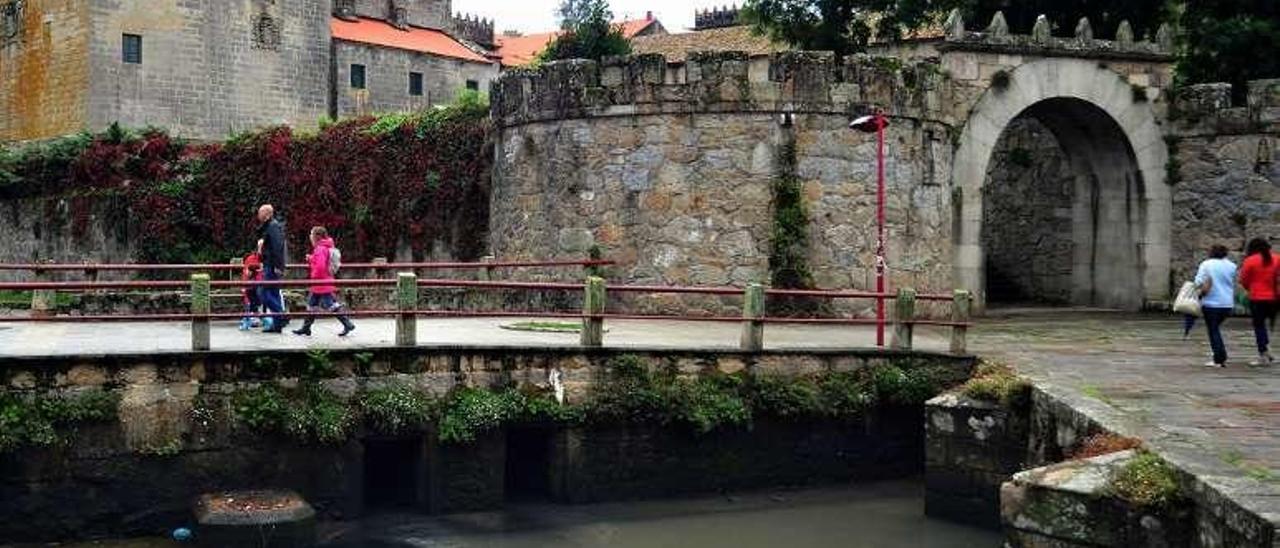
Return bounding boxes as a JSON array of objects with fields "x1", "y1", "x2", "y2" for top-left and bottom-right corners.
[
  {"x1": 333, "y1": 40, "x2": 498, "y2": 117},
  {"x1": 1169, "y1": 80, "x2": 1280, "y2": 284},
  {"x1": 490, "y1": 53, "x2": 956, "y2": 314},
  {"x1": 351, "y1": 0, "x2": 451, "y2": 30},
  {"x1": 982, "y1": 117, "x2": 1076, "y2": 304},
  {"x1": 0, "y1": 346, "x2": 974, "y2": 541},
  {"x1": 0, "y1": 196, "x2": 138, "y2": 281},
  {"x1": 85, "y1": 0, "x2": 332, "y2": 140},
  {"x1": 0, "y1": 0, "x2": 93, "y2": 141}
]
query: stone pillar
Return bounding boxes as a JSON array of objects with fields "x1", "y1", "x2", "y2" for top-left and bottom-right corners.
[
  {"x1": 229, "y1": 258, "x2": 242, "y2": 282},
  {"x1": 396, "y1": 272, "x2": 417, "y2": 347},
  {"x1": 30, "y1": 266, "x2": 54, "y2": 317},
  {"x1": 740, "y1": 283, "x2": 764, "y2": 351},
  {"x1": 581, "y1": 277, "x2": 605, "y2": 347},
  {"x1": 191, "y1": 274, "x2": 211, "y2": 351},
  {"x1": 951, "y1": 290, "x2": 972, "y2": 355},
  {"x1": 892, "y1": 288, "x2": 916, "y2": 350}
]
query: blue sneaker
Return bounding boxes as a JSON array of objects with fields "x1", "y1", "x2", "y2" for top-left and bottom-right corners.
[
  {"x1": 238, "y1": 318, "x2": 251, "y2": 331},
  {"x1": 261, "y1": 317, "x2": 274, "y2": 332}
]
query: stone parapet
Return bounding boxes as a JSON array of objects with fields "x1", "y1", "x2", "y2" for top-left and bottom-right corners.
[
  {"x1": 936, "y1": 10, "x2": 1174, "y2": 62},
  {"x1": 491, "y1": 51, "x2": 949, "y2": 128},
  {"x1": 1171, "y1": 79, "x2": 1280, "y2": 135}
]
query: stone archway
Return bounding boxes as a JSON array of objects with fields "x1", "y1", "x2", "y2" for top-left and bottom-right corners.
[{"x1": 952, "y1": 58, "x2": 1170, "y2": 310}]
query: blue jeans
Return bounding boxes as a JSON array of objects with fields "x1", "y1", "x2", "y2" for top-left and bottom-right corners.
[
  {"x1": 1204, "y1": 307, "x2": 1233, "y2": 365},
  {"x1": 259, "y1": 267, "x2": 287, "y2": 327}
]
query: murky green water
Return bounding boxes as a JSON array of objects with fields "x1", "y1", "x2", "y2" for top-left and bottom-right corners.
[
  {"x1": 41, "y1": 480, "x2": 998, "y2": 548},
  {"x1": 323, "y1": 480, "x2": 997, "y2": 548}
]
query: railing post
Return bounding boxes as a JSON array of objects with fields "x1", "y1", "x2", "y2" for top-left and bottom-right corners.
[
  {"x1": 396, "y1": 272, "x2": 418, "y2": 347},
  {"x1": 30, "y1": 265, "x2": 53, "y2": 318},
  {"x1": 581, "y1": 276, "x2": 605, "y2": 347},
  {"x1": 740, "y1": 283, "x2": 765, "y2": 352},
  {"x1": 229, "y1": 258, "x2": 242, "y2": 282},
  {"x1": 892, "y1": 288, "x2": 916, "y2": 350},
  {"x1": 371, "y1": 257, "x2": 388, "y2": 280},
  {"x1": 191, "y1": 273, "x2": 211, "y2": 351},
  {"x1": 950, "y1": 289, "x2": 972, "y2": 355}
]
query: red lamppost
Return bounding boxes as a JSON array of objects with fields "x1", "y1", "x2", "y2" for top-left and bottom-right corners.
[{"x1": 850, "y1": 112, "x2": 890, "y2": 347}]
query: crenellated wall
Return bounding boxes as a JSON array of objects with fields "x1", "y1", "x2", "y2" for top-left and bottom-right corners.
[
  {"x1": 1167, "y1": 80, "x2": 1280, "y2": 282},
  {"x1": 490, "y1": 52, "x2": 957, "y2": 314}
]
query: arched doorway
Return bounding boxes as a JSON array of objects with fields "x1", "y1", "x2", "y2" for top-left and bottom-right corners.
[{"x1": 951, "y1": 58, "x2": 1171, "y2": 311}]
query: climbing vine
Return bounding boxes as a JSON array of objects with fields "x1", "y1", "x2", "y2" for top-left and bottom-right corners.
[
  {"x1": 768, "y1": 133, "x2": 822, "y2": 315},
  {"x1": 0, "y1": 93, "x2": 493, "y2": 265},
  {"x1": 0, "y1": 389, "x2": 120, "y2": 453}
]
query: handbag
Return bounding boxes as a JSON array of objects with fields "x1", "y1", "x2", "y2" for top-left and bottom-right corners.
[{"x1": 1173, "y1": 281, "x2": 1203, "y2": 317}]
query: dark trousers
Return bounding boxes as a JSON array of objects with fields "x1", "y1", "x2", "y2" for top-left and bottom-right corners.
[
  {"x1": 1249, "y1": 300, "x2": 1277, "y2": 354},
  {"x1": 300, "y1": 293, "x2": 353, "y2": 330},
  {"x1": 260, "y1": 267, "x2": 287, "y2": 326},
  {"x1": 1204, "y1": 307, "x2": 1233, "y2": 365}
]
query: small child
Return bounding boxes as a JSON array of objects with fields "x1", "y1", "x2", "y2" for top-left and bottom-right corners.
[
  {"x1": 293, "y1": 227, "x2": 354, "y2": 337},
  {"x1": 238, "y1": 250, "x2": 265, "y2": 331}
]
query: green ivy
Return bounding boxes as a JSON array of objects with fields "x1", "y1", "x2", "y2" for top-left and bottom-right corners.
[
  {"x1": 231, "y1": 382, "x2": 353, "y2": 445},
  {"x1": 359, "y1": 384, "x2": 436, "y2": 435},
  {"x1": 0, "y1": 389, "x2": 120, "y2": 453},
  {"x1": 438, "y1": 387, "x2": 518, "y2": 444}
]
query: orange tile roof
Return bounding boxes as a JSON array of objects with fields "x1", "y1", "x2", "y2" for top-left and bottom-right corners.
[
  {"x1": 331, "y1": 16, "x2": 492, "y2": 64},
  {"x1": 494, "y1": 31, "x2": 560, "y2": 67},
  {"x1": 494, "y1": 17, "x2": 663, "y2": 67}
]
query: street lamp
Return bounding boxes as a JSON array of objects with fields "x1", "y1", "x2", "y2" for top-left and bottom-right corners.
[{"x1": 850, "y1": 112, "x2": 890, "y2": 347}]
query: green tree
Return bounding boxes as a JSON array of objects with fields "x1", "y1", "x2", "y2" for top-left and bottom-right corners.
[
  {"x1": 537, "y1": 0, "x2": 631, "y2": 62},
  {"x1": 742, "y1": 0, "x2": 1172, "y2": 56},
  {"x1": 1178, "y1": 0, "x2": 1280, "y2": 103}
]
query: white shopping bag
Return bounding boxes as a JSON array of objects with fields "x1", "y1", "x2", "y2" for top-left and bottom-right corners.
[{"x1": 1173, "y1": 281, "x2": 1202, "y2": 317}]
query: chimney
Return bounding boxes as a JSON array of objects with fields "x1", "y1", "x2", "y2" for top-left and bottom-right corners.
[{"x1": 646, "y1": 11, "x2": 653, "y2": 21}]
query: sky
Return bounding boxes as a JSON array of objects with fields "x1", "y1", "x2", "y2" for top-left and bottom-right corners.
[{"x1": 453, "y1": 0, "x2": 737, "y2": 35}]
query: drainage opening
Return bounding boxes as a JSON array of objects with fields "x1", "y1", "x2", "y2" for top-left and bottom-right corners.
[
  {"x1": 363, "y1": 438, "x2": 425, "y2": 509},
  {"x1": 505, "y1": 427, "x2": 553, "y2": 501}
]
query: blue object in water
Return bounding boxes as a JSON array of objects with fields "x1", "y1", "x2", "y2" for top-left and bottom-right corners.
[{"x1": 172, "y1": 527, "x2": 192, "y2": 542}]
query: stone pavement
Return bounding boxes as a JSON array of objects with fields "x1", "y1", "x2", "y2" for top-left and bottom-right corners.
[
  {"x1": 0, "y1": 317, "x2": 955, "y2": 358},
  {"x1": 972, "y1": 309, "x2": 1280, "y2": 538}
]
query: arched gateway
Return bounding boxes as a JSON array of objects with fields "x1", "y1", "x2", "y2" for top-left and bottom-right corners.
[
  {"x1": 939, "y1": 14, "x2": 1175, "y2": 310},
  {"x1": 953, "y1": 58, "x2": 1170, "y2": 309}
]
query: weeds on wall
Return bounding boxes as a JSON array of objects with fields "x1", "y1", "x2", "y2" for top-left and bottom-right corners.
[
  {"x1": 225, "y1": 353, "x2": 960, "y2": 447},
  {"x1": 1108, "y1": 450, "x2": 1184, "y2": 508},
  {"x1": 0, "y1": 94, "x2": 493, "y2": 264},
  {"x1": 0, "y1": 389, "x2": 120, "y2": 453},
  {"x1": 768, "y1": 133, "x2": 822, "y2": 316}
]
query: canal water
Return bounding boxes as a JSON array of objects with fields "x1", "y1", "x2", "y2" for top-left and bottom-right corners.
[{"x1": 41, "y1": 480, "x2": 997, "y2": 548}]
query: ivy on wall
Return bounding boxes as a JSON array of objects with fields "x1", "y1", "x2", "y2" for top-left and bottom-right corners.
[
  {"x1": 0, "y1": 93, "x2": 493, "y2": 264},
  {"x1": 768, "y1": 130, "x2": 822, "y2": 315}
]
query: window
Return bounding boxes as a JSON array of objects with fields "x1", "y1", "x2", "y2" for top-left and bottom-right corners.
[
  {"x1": 122, "y1": 34, "x2": 142, "y2": 64},
  {"x1": 350, "y1": 64, "x2": 366, "y2": 89},
  {"x1": 409, "y1": 72, "x2": 423, "y2": 96},
  {"x1": 465, "y1": 80, "x2": 479, "y2": 91}
]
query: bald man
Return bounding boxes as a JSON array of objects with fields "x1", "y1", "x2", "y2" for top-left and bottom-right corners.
[{"x1": 256, "y1": 204, "x2": 289, "y2": 332}]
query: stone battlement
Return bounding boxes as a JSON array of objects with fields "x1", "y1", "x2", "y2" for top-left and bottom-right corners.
[
  {"x1": 491, "y1": 51, "x2": 947, "y2": 128},
  {"x1": 937, "y1": 9, "x2": 1174, "y2": 61},
  {"x1": 1171, "y1": 79, "x2": 1280, "y2": 134}
]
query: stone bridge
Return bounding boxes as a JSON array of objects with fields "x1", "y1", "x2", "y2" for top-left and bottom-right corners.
[{"x1": 490, "y1": 10, "x2": 1178, "y2": 312}]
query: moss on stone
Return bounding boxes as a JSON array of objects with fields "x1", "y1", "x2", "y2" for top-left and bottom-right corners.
[
  {"x1": 1109, "y1": 451, "x2": 1183, "y2": 508},
  {"x1": 958, "y1": 360, "x2": 1030, "y2": 408}
]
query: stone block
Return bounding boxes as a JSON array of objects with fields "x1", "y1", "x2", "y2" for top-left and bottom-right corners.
[
  {"x1": 193, "y1": 490, "x2": 316, "y2": 548},
  {"x1": 1001, "y1": 450, "x2": 1193, "y2": 548}
]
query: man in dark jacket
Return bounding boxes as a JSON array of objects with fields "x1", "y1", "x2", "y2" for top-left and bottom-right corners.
[{"x1": 256, "y1": 204, "x2": 289, "y2": 332}]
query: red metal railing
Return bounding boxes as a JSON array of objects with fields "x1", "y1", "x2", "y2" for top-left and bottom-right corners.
[{"x1": 0, "y1": 260, "x2": 974, "y2": 353}]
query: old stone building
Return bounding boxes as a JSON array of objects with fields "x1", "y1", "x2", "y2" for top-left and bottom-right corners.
[{"x1": 0, "y1": 0, "x2": 499, "y2": 142}]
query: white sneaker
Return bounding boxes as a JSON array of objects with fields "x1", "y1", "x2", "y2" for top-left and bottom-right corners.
[{"x1": 1204, "y1": 361, "x2": 1225, "y2": 368}]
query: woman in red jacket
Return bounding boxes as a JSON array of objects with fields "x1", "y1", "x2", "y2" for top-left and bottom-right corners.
[
  {"x1": 293, "y1": 227, "x2": 355, "y2": 337},
  {"x1": 1238, "y1": 238, "x2": 1279, "y2": 365}
]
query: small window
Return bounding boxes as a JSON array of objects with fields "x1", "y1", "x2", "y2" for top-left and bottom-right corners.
[
  {"x1": 409, "y1": 72, "x2": 423, "y2": 96},
  {"x1": 350, "y1": 64, "x2": 366, "y2": 89},
  {"x1": 122, "y1": 34, "x2": 142, "y2": 64},
  {"x1": 465, "y1": 80, "x2": 479, "y2": 91}
]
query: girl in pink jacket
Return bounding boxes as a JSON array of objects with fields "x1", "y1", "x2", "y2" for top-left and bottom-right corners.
[{"x1": 293, "y1": 226, "x2": 355, "y2": 337}]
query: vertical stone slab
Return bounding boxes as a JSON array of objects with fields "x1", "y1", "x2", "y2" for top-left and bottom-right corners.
[
  {"x1": 892, "y1": 288, "x2": 916, "y2": 350},
  {"x1": 951, "y1": 290, "x2": 973, "y2": 354},
  {"x1": 396, "y1": 272, "x2": 418, "y2": 347},
  {"x1": 581, "y1": 276, "x2": 605, "y2": 347},
  {"x1": 740, "y1": 283, "x2": 765, "y2": 351},
  {"x1": 30, "y1": 266, "x2": 54, "y2": 318},
  {"x1": 191, "y1": 274, "x2": 211, "y2": 351}
]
